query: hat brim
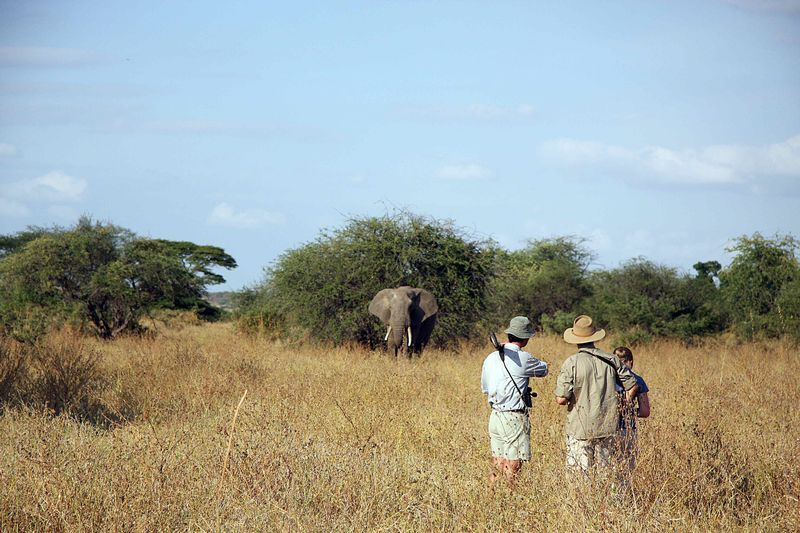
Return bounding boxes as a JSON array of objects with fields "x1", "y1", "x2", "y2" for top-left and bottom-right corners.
[
  {"x1": 504, "y1": 327, "x2": 533, "y2": 339},
  {"x1": 563, "y1": 328, "x2": 606, "y2": 344}
]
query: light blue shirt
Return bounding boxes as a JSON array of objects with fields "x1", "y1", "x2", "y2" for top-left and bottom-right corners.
[{"x1": 481, "y1": 344, "x2": 549, "y2": 411}]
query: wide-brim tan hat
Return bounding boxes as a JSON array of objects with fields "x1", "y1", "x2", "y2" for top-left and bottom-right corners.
[{"x1": 563, "y1": 315, "x2": 606, "y2": 344}]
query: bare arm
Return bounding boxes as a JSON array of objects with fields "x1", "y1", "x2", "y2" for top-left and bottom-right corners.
[{"x1": 637, "y1": 392, "x2": 650, "y2": 418}]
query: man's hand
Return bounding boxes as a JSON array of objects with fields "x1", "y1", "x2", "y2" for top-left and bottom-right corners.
[
  {"x1": 625, "y1": 384, "x2": 639, "y2": 403},
  {"x1": 555, "y1": 396, "x2": 569, "y2": 406}
]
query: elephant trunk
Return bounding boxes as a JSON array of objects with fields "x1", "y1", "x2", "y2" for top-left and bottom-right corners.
[{"x1": 389, "y1": 321, "x2": 407, "y2": 355}]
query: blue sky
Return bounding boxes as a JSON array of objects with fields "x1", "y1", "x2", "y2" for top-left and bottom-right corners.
[{"x1": 1, "y1": 0, "x2": 799, "y2": 289}]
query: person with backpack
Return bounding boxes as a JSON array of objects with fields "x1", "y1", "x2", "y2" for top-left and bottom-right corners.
[
  {"x1": 481, "y1": 316, "x2": 549, "y2": 489},
  {"x1": 554, "y1": 315, "x2": 639, "y2": 477}
]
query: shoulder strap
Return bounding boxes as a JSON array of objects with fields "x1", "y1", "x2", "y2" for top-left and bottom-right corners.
[
  {"x1": 498, "y1": 348, "x2": 530, "y2": 410},
  {"x1": 579, "y1": 349, "x2": 623, "y2": 388}
]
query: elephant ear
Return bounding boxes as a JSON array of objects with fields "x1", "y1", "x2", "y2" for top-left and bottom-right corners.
[
  {"x1": 368, "y1": 288, "x2": 394, "y2": 323},
  {"x1": 414, "y1": 288, "x2": 438, "y2": 321}
]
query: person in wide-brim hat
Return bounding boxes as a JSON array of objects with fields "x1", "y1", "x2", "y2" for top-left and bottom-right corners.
[
  {"x1": 563, "y1": 314, "x2": 606, "y2": 344},
  {"x1": 554, "y1": 314, "x2": 639, "y2": 476}
]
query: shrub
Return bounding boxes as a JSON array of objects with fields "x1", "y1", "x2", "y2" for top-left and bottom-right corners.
[
  {"x1": 719, "y1": 233, "x2": 799, "y2": 339},
  {"x1": 238, "y1": 212, "x2": 497, "y2": 347},
  {"x1": 487, "y1": 237, "x2": 592, "y2": 328},
  {"x1": 776, "y1": 277, "x2": 800, "y2": 343},
  {"x1": 0, "y1": 337, "x2": 27, "y2": 404},
  {"x1": 29, "y1": 331, "x2": 104, "y2": 416},
  {"x1": 582, "y1": 258, "x2": 725, "y2": 341}
]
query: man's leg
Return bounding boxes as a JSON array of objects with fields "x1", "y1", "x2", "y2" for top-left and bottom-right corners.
[
  {"x1": 488, "y1": 411, "x2": 507, "y2": 490},
  {"x1": 488, "y1": 411, "x2": 529, "y2": 489},
  {"x1": 566, "y1": 435, "x2": 592, "y2": 475},
  {"x1": 489, "y1": 456, "x2": 505, "y2": 490},
  {"x1": 503, "y1": 459, "x2": 523, "y2": 486}
]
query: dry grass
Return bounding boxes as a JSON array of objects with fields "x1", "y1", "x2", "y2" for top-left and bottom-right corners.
[{"x1": 1, "y1": 324, "x2": 798, "y2": 531}]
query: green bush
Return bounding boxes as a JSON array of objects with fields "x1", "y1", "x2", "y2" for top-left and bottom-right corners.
[
  {"x1": 539, "y1": 310, "x2": 577, "y2": 336},
  {"x1": 237, "y1": 212, "x2": 496, "y2": 347},
  {"x1": 487, "y1": 237, "x2": 592, "y2": 329},
  {"x1": 719, "y1": 233, "x2": 799, "y2": 340},
  {"x1": 581, "y1": 258, "x2": 725, "y2": 341},
  {"x1": 0, "y1": 217, "x2": 236, "y2": 339},
  {"x1": 776, "y1": 277, "x2": 800, "y2": 343}
]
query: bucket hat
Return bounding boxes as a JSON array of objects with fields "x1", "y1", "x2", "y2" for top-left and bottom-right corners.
[
  {"x1": 505, "y1": 316, "x2": 535, "y2": 339},
  {"x1": 563, "y1": 315, "x2": 606, "y2": 344}
]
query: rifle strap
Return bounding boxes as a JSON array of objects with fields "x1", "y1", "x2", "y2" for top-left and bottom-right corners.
[
  {"x1": 579, "y1": 349, "x2": 623, "y2": 389},
  {"x1": 499, "y1": 347, "x2": 530, "y2": 412}
]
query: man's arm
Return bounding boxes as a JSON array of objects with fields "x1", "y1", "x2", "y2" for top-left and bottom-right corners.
[
  {"x1": 553, "y1": 359, "x2": 574, "y2": 406},
  {"x1": 480, "y1": 359, "x2": 489, "y2": 395},
  {"x1": 637, "y1": 392, "x2": 650, "y2": 418},
  {"x1": 613, "y1": 355, "x2": 639, "y2": 398},
  {"x1": 523, "y1": 354, "x2": 548, "y2": 378}
]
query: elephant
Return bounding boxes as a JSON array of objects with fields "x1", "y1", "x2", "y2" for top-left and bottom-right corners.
[{"x1": 368, "y1": 286, "x2": 438, "y2": 357}]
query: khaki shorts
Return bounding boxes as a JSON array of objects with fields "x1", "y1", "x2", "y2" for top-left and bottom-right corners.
[
  {"x1": 488, "y1": 410, "x2": 531, "y2": 461},
  {"x1": 566, "y1": 434, "x2": 616, "y2": 472}
]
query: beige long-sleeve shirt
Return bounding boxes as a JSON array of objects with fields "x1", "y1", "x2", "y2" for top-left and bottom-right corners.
[{"x1": 554, "y1": 348, "x2": 638, "y2": 439}]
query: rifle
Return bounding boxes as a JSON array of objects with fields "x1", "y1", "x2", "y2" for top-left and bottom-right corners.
[{"x1": 489, "y1": 332, "x2": 536, "y2": 409}]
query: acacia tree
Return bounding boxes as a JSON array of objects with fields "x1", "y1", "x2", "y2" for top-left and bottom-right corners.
[
  {"x1": 0, "y1": 217, "x2": 237, "y2": 340},
  {"x1": 238, "y1": 213, "x2": 496, "y2": 346}
]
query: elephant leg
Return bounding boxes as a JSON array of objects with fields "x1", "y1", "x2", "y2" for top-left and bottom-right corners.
[{"x1": 413, "y1": 316, "x2": 436, "y2": 355}]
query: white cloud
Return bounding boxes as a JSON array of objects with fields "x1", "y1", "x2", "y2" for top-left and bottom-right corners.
[
  {"x1": 0, "y1": 47, "x2": 105, "y2": 68},
  {"x1": 539, "y1": 135, "x2": 800, "y2": 187},
  {"x1": 3, "y1": 171, "x2": 87, "y2": 202},
  {"x1": 0, "y1": 143, "x2": 18, "y2": 157},
  {"x1": 437, "y1": 164, "x2": 493, "y2": 181},
  {"x1": 0, "y1": 171, "x2": 86, "y2": 218},
  {"x1": 1, "y1": 170, "x2": 87, "y2": 206},
  {"x1": 207, "y1": 202, "x2": 286, "y2": 229}
]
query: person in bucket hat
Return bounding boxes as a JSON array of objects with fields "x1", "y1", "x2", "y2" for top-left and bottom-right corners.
[
  {"x1": 481, "y1": 316, "x2": 549, "y2": 489},
  {"x1": 554, "y1": 315, "x2": 639, "y2": 477}
]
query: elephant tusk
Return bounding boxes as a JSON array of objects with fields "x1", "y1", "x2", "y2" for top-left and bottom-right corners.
[
  {"x1": 384, "y1": 326, "x2": 392, "y2": 341},
  {"x1": 407, "y1": 326, "x2": 412, "y2": 347}
]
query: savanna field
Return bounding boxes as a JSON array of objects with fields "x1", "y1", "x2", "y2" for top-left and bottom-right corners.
[{"x1": 1, "y1": 323, "x2": 798, "y2": 531}]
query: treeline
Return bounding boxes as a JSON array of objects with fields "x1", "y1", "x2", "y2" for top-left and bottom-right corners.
[
  {"x1": 1, "y1": 214, "x2": 798, "y2": 346},
  {"x1": 0, "y1": 216, "x2": 236, "y2": 342},
  {"x1": 236, "y1": 212, "x2": 800, "y2": 345}
]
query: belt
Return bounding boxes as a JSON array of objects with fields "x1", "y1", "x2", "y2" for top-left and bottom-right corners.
[{"x1": 499, "y1": 408, "x2": 527, "y2": 414}]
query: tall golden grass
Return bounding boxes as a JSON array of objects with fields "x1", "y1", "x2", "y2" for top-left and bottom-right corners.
[{"x1": 1, "y1": 323, "x2": 797, "y2": 531}]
